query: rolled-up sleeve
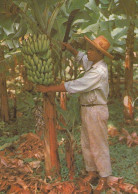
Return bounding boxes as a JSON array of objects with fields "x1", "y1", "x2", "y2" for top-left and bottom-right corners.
[
  {"x1": 76, "y1": 51, "x2": 93, "y2": 71},
  {"x1": 64, "y1": 70, "x2": 102, "y2": 94}
]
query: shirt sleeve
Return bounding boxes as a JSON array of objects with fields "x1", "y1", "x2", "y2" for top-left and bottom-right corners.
[
  {"x1": 64, "y1": 70, "x2": 102, "y2": 94},
  {"x1": 76, "y1": 51, "x2": 93, "y2": 71}
]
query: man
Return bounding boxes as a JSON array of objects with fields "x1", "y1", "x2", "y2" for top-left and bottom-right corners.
[{"x1": 37, "y1": 35, "x2": 114, "y2": 193}]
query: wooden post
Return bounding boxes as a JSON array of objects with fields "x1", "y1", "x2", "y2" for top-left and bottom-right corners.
[
  {"x1": 43, "y1": 92, "x2": 60, "y2": 177},
  {"x1": 0, "y1": 46, "x2": 9, "y2": 122}
]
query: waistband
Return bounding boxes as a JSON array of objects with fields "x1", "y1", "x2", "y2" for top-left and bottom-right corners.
[{"x1": 81, "y1": 104, "x2": 106, "y2": 107}]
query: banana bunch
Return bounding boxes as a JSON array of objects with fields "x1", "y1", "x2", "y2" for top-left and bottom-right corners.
[{"x1": 22, "y1": 34, "x2": 54, "y2": 85}]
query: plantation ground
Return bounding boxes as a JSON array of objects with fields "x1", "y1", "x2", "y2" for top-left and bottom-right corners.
[{"x1": 0, "y1": 98, "x2": 138, "y2": 193}]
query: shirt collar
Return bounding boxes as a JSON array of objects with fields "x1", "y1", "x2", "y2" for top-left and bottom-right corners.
[
  {"x1": 85, "y1": 59, "x2": 104, "y2": 73},
  {"x1": 92, "y1": 59, "x2": 104, "y2": 68}
]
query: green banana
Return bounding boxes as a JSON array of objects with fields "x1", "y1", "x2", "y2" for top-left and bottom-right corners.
[
  {"x1": 30, "y1": 59, "x2": 35, "y2": 66},
  {"x1": 40, "y1": 66, "x2": 45, "y2": 73},
  {"x1": 32, "y1": 71, "x2": 36, "y2": 76},
  {"x1": 43, "y1": 61, "x2": 47, "y2": 66},
  {"x1": 28, "y1": 36, "x2": 32, "y2": 44},
  {"x1": 34, "y1": 75, "x2": 39, "y2": 83},
  {"x1": 45, "y1": 39, "x2": 50, "y2": 50},
  {"x1": 23, "y1": 46, "x2": 27, "y2": 54},
  {"x1": 43, "y1": 78, "x2": 48, "y2": 85},
  {"x1": 31, "y1": 76, "x2": 35, "y2": 83},
  {"x1": 36, "y1": 71, "x2": 41, "y2": 78},
  {"x1": 24, "y1": 61, "x2": 30, "y2": 69},
  {"x1": 33, "y1": 54, "x2": 39, "y2": 64},
  {"x1": 41, "y1": 34, "x2": 45, "y2": 43},
  {"x1": 39, "y1": 78, "x2": 43, "y2": 84},
  {"x1": 45, "y1": 73, "x2": 48, "y2": 79},
  {"x1": 38, "y1": 39, "x2": 42, "y2": 51},
  {"x1": 37, "y1": 63, "x2": 41, "y2": 72},
  {"x1": 33, "y1": 34, "x2": 37, "y2": 41},
  {"x1": 34, "y1": 41, "x2": 39, "y2": 53},
  {"x1": 21, "y1": 33, "x2": 57, "y2": 85},
  {"x1": 27, "y1": 55, "x2": 32, "y2": 64},
  {"x1": 44, "y1": 65, "x2": 49, "y2": 73},
  {"x1": 46, "y1": 49, "x2": 51, "y2": 59},
  {"x1": 42, "y1": 39, "x2": 47, "y2": 52},
  {"x1": 23, "y1": 55, "x2": 28, "y2": 61},
  {"x1": 30, "y1": 43, "x2": 35, "y2": 53},
  {"x1": 41, "y1": 73, "x2": 45, "y2": 80},
  {"x1": 47, "y1": 58, "x2": 52, "y2": 66},
  {"x1": 32, "y1": 64, "x2": 37, "y2": 71},
  {"x1": 48, "y1": 71, "x2": 52, "y2": 77},
  {"x1": 48, "y1": 63, "x2": 53, "y2": 71}
]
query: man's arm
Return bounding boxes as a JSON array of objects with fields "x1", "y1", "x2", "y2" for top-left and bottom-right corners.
[
  {"x1": 62, "y1": 42, "x2": 78, "y2": 57},
  {"x1": 36, "y1": 82, "x2": 66, "y2": 93}
]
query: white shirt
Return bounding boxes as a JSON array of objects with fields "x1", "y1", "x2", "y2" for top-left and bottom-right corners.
[{"x1": 64, "y1": 51, "x2": 109, "y2": 105}]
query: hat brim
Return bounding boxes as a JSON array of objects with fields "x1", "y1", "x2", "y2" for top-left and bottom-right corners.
[{"x1": 84, "y1": 36, "x2": 114, "y2": 59}]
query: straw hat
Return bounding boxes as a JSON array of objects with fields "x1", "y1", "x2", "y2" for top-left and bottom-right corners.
[{"x1": 84, "y1": 35, "x2": 114, "y2": 59}]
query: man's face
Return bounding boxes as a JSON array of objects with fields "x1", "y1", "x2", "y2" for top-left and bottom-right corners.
[{"x1": 86, "y1": 44, "x2": 102, "y2": 62}]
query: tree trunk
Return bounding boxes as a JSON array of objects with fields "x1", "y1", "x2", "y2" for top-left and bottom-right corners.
[
  {"x1": 115, "y1": 64, "x2": 121, "y2": 98},
  {"x1": 0, "y1": 46, "x2": 9, "y2": 122},
  {"x1": 43, "y1": 92, "x2": 60, "y2": 177},
  {"x1": 124, "y1": 22, "x2": 135, "y2": 123},
  {"x1": 109, "y1": 61, "x2": 115, "y2": 98}
]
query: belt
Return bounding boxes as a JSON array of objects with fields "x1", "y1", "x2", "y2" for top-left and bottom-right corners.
[
  {"x1": 81, "y1": 104, "x2": 98, "y2": 107},
  {"x1": 81, "y1": 104, "x2": 105, "y2": 107}
]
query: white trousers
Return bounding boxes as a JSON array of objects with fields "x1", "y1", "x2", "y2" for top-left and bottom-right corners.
[{"x1": 81, "y1": 105, "x2": 112, "y2": 177}]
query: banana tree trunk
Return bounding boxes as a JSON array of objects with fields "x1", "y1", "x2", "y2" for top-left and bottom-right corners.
[
  {"x1": 43, "y1": 92, "x2": 60, "y2": 177},
  {"x1": 57, "y1": 92, "x2": 67, "y2": 130},
  {"x1": 123, "y1": 22, "x2": 135, "y2": 123},
  {"x1": 0, "y1": 47, "x2": 9, "y2": 122},
  {"x1": 115, "y1": 64, "x2": 121, "y2": 98}
]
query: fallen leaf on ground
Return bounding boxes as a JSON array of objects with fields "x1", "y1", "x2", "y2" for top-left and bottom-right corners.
[
  {"x1": 119, "y1": 128, "x2": 138, "y2": 147},
  {"x1": 0, "y1": 133, "x2": 137, "y2": 193},
  {"x1": 108, "y1": 125, "x2": 119, "y2": 137}
]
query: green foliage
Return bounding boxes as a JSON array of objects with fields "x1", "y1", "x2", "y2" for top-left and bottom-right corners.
[
  {"x1": 0, "y1": 134, "x2": 19, "y2": 150},
  {"x1": 0, "y1": 121, "x2": 5, "y2": 132},
  {"x1": 108, "y1": 99, "x2": 124, "y2": 130},
  {"x1": 57, "y1": 132, "x2": 69, "y2": 180},
  {"x1": 67, "y1": 0, "x2": 88, "y2": 12},
  {"x1": 16, "y1": 91, "x2": 40, "y2": 117},
  {"x1": 56, "y1": 94, "x2": 81, "y2": 133},
  {"x1": 110, "y1": 141, "x2": 138, "y2": 184}
]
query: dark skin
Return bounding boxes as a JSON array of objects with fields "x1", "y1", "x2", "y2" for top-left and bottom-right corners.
[
  {"x1": 36, "y1": 42, "x2": 104, "y2": 93},
  {"x1": 86, "y1": 44, "x2": 104, "y2": 63}
]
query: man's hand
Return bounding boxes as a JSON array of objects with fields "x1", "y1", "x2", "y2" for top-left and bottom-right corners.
[
  {"x1": 61, "y1": 42, "x2": 78, "y2": 56},
  {"x1": 62, "y1": 42, "x2": 72, "y2": 51}
]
